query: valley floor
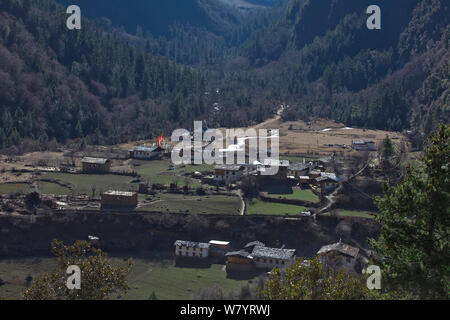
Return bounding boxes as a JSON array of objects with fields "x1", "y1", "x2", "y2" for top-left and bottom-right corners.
[{"x1": 0, "y1": 254, "x2": 260, "y2": 300}]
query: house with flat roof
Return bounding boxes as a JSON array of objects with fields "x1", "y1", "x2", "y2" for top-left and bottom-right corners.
[
  {"x1": 81, "y1": 157, "x2": 111, "y2": 173},
  {"x1": 174, "y1": 240, "x2": 210, "y2": 259}
]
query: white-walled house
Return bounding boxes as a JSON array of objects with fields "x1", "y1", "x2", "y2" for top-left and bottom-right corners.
[
  {"x1": 251, "y1": 245, "x2": 297, "y2": 270},
  {"x1": 317, "y1": 241, "x2": 361, "y2": 274},
  {"x1": 129, "y1": 146, "x2": 162, "y2": 160},
  {"x1": 174, "y1": 240, "x2": 210, "y2": 258},
  {"x1": 214, "y1": 165, "x2": 245, "y2": 183}
]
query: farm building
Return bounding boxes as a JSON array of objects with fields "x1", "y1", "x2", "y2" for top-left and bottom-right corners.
[
  {"x1": 244, "y1": 241, "x2": 266, "y2": 253},
  {"x1": 81, "y1": 157, "x2": 111, "y2": 173},
  {"x1": 174, "y1": 240, "x2": 210, "y2": 259},
  {"x1": 100, "y1": 191, "x2": 138, "y2": 209},
  {"x1": 129, "y1": 146, "x2": 162, "y2": 160},
  {"x1": 318, "y1": 156, "x2": 334, "y2": 167},
  {"x1": 209, "y1": 240, "x2": 231, "y2": 257},
  {"x1": 251, "y1": 245, "x2": 297, "y2": 270},
  {"x1": 308, "y1": 170, "x2": 322, "y2": 179},
  {"x1": 317, "y1": 241, "x2": 363, "y2": 275},
  {"x1": 315, "y1": 172, "x2": 341, "y2": 189},
  {"x1": 225, "y1": 241, "x2": 296, "y2": 274},
  {"x1": 352, "y1": 140, "x2": 376, "y2": 151},
  {"x1": 288, "y1": 163, "x2": 309, "y2": 178},
  {"x1": 299, "y1": 176, "x2": 311, "y2": 185},
  {"x1": 260, "y1": 159, "x2": 290, "y2": 179},
  {"x1": 225, "y1": 250, "x2": 254, "y2": 272},
  {"x1": 214, "y1": 165, "x2": 245, "y2": 183}
]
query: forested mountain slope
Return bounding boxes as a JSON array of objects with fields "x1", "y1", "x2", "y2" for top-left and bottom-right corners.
[
  {"x1": 240, "y1": 0, "x2": 449, "y2": 136},
  {"x1": 0, "y1": 0, "x2": 208, "y2": 150},
  {"x1": 0, "y1": 0, "x2": 448, "y2": 152},
  {"x1": 0, "y1": 0, "x2": 276, "y2": 151},
  {"x1": 57, "y1": 0, "x2": 241, "y2": 38}
]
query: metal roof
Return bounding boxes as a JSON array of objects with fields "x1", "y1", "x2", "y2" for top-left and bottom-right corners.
[
  {"x1": 251, "y1": 245, "x2": 296, "y2": 260},
  {"x1": 129, "y1": 146, "x2": 160, "y2": 152},
  {"x1": 82, "y1": 157, "x2": 109, "y2": 164},
  {"x1": 289, "y1": 163, "x2": 309, "y2": 171},
  {"x1": 102, "y1": 190, "x2": 136, "y2": 197},
  {"x1": 174, "y1": 240, "x2": 211, "y2": 249},
  {"x1": 317, "y1": 242, "x2": 360, "y2": 258},
  {"x1": 214, "y1": 165, "x2": 244, "y2": 171},
  {"x1": 209, "y1": 240, "x2": 230, "y2": 246},
  {"x1": 262, "y1": 159, "x2": 290, "y2": 167}
]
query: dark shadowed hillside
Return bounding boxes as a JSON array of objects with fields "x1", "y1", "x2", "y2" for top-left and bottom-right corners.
[
  {"x1": 0, "y1": 0, "x2": 448, "y2": 152},
  {"x1": 238, "y1": 0, "x2": 449, "y2": 136}
]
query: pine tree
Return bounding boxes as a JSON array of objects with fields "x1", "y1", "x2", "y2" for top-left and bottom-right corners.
[{"x1": 369, "y1": 124, "x2": 450, "y2": 299}]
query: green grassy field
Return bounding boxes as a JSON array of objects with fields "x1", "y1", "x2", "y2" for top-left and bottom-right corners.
[
  {"x1": 140, "y1": 193, "x2": 241, "y2": 214},
  {"x1": 0, "y1": 257, "x2": 57, "y2": 299},
  {"x1": 43, "y1": 173, "x2": 136, "y2": 195},
  {"x1": 0, "y1": 257, "x2": 255, "y2": 300},
  {"x1": 133, "y1": 160, "x2": 213, "y2": 189},
  {"x1": 0, "y1": 182, "x2": 70, "y2": 195},
  {"x1": 119, "y1": 258, "x2": 255, "y2": 300},
  {"x1": 247, "y1": 199, "x2": 307, "y2": 215},
  {"x1": 261, "y1": 185, "x2": 319, "y2": 203}
]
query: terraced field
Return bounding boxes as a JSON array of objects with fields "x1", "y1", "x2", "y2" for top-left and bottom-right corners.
[
  {"x1": 261, "y1": 185, "x2": 319, "y2": 203},
  {"x1": 0, "y1": 181, "x2": 70, "y2": 196},
  {"x1": 140, "y1": 193, "x2": 241, "y2": 214},
  {"x1": 43, "y1": 173, "x2": 136, "y2": 195},
  {"x1": 247, "y1": 199, "x2": 307, "y2": 215}
]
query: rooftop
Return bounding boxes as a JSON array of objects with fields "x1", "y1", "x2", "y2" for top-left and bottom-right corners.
[
  {"x1": 82, "y1": 157, "x2": 110, "y2": 164},
  {"x1": 174, "y1": 240, "x2": 211, "y2": 249},
  {"x1": 214, "y1": 164, "x2": 244, "y2": 171},
  {"x1": 251, "y1": 245, "x2": 296, "y2": 260},
  {"x1": 102, "y1": 190, "x2": 136, "y2": 197},
  {"x1": 262, "y1": 159, "x2": 290, "y2": 167},
  {"x1": 129, "y1": 146, "x2": 160, "y2": 152},
  {"x1": 316, "y1": 172, "x2": 341, "y2": 182},
  {"x1": 209, "y1": 240, "x2": 230, "y2": 246},
  {"x1": 317, "y1": 242, "x2": 360, "y2": 258},
  {"x1": 318, "y1": 157, "x2": 333, "y2": 164},
  {"x1": 289, "y1": 163, "x2": 309, "y2": 171}
]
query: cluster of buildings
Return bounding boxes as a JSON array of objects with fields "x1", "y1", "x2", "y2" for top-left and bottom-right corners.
[
  {"x1": 212, "y1": 156, "x2": 342, "y2": 191},
  {"x1": 174, "y1": 239, "x2": 297, "y2": 273},
  {"x1": 352, "y1": 139, "x2": 376, "y2": 151},
  {"x1": 226, "y1": 241, "x2": 297, "y2": 272},
  {"x1": 174, "y1": 238, "x2": 367, "y2": 276}
]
